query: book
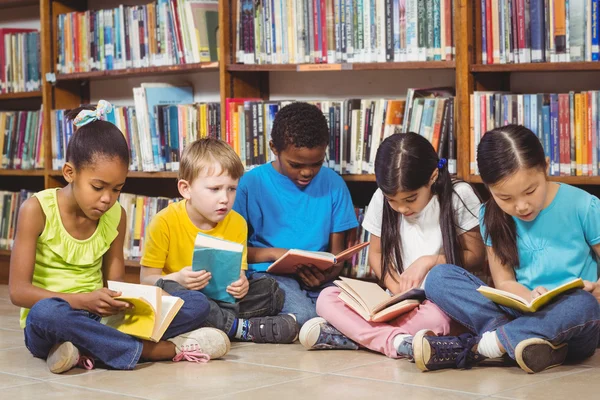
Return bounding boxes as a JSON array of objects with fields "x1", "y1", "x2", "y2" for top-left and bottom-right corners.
[
  {"x1": 266, "y1": 242, "x2": 370, "y2": 274},
  {"x1": 101, "y1": 280, "x2": 184, "y2": 342},
  {"x1": 477, "y1": 278, "x2": 585, "y2": 313},
  {"x1": 191, "y1": 232, "x2": 243, "y2": 303},
  {"x1": 334, "y1": 277, "x2": 425, "y2": 322}
]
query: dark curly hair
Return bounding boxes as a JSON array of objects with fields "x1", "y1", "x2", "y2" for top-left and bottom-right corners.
[
  {"x1": 271, "y1": 102, "x2": 329, "y2": 152},
  {"x1": 64, "y1": 105, "x2": 130, "y2": 170}
]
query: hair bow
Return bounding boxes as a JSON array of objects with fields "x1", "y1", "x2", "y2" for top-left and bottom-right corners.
[{"x1": 73, "y1": 100, "x2": 113, "y2": 127}]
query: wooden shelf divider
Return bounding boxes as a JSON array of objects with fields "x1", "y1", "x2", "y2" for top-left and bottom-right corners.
[{"x1": 55, "y1": 62, "x2": 219, "y2": 81}]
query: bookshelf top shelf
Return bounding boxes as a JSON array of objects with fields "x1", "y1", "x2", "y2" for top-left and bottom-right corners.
[
  {"x1": 227, "y1": 61, "x2": 456, "y2": 72},
  {"x1": 471, "y1": 62, "x2": 600, "y2": 73},
  {"x1": 55, "y1": 62, "x2": 219, "y2": 82},
  {"x1": 469, "y1": 175, "x2": 600, "y2": 185},
  {"x1": 0, "y1": 0, "x2": 36, "y2": 9},
  {"x1": 0, "y1": 91, "x2": 42, "y2": 101},
  {"x1": 0, "y1": 169, "x2": 45, "y2": 177}
]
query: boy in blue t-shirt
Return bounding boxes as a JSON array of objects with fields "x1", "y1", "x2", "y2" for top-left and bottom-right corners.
[{"x1": 233, "y1": 102, "x2": 358, "y2": 326}]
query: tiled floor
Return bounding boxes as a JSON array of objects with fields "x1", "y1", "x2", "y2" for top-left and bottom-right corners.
[{"x1": 1, "y1": 284, "x2": 599, "y2": 400}]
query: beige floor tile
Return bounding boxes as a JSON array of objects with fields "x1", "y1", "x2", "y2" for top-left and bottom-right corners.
[
  {"x1": 0, "y1": 329, "x2": 26, "y2": 349},
  {"x1": 1, "y1": 381, "x2": 147, "y2": 399},
  {"x1": 579, "y1": 351, "x2": 600, "y2": 368},
  {"x1": 0, "y1": 372, "x2": 39, "y2": 389},
  {"x1": 56, "y1": 359, "x2": 316, "y2": 400},
  {"x1": 225, "y1": 343, "x2": 391, "y2": 373},
  {"x1": 0, "y1": 285, "x2": 9, "y2": 300},
  {"x1": 494, "y1": 368, "x2": 600, "y2": 399},
  {"x1": 0, "y1": 347, "x2": 100, "y2": 380},
  {"x1": 211, "y1": 374, "x2": 482, "y2": 400},
  {"x1": 336, "y1": 358, "x2": 590, "y2": 396}
]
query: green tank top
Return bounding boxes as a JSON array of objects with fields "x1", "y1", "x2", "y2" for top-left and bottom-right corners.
[{"x1": 20, "y1": 188, "x2": 121, "y2": 328}]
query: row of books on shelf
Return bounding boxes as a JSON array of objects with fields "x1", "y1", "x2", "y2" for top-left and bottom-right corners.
[
  {"x1": 226, "y1": 90, "x2": 456, "y2": 175},
  {"x1": 0, "y1": 190, "x2": 32, "y2": 250},
  {"x1": 50, "y1": 83, "x2": 220, "y2": 171},
  {"x1": 480, "y1": 0, "x2": 600, "y2": 64},
  {"x1": 341, "y1": 206, "x2": 375, "y2": 279},
  {"x1": 471, "y1": 90, "x2": 600, "y2": 177},
  {"x1": 1, "y1": 109, "x2": 44, "y2": 170},
  {"x1": 0, "y1": 29, "x2": 41, "y2": 94},
  {"x1": 235, "y1": 0, "x2": 454, "y2": 65},
  {"x1": 56, "y1": 0, "x2": 218, "y2": 74}
]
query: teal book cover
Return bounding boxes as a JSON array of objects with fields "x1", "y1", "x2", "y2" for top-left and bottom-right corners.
[{"x1": 191, "y1": 233, "x2": 243, "y2": 303}]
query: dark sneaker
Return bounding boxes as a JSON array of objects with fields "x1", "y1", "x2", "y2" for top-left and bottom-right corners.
[
  {"x1": 299, "y1": 317, "x2": 359, "y2": 350},
  {"x1": 515, "y1": 338, "x2": 568, "y2": 373},
  {"x1": 413, "y1": 329, "x2": 485, "y2": 372},
  {"x1": 242, "y1": 314, "x2": 299, "y2": 344}
]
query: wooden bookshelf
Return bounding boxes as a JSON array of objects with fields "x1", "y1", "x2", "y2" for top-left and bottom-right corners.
[
  {"x1": 471, "y1": 62, "x2": 600, "y2": 73},
  {"x1": 55, "y1": 63, "x2": 219, "y2": 81},
  {"x1": 227, "y1": 61, "x2": 456, "y2": 72},
  {"x1": 0, "y1": 169, "x2": 45, "y2": 177},
  {"x1": 0, "y1": 91, "x2": 42, "y2": 101}
]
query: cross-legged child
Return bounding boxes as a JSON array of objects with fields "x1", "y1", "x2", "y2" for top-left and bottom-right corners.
[
  {"x1": 300, "y1": 132, "x2": 485, "y2": 358},
  {"x1": 9, "y1": 101, "x2": 228, "y2": 374},
  {"x1": 233, "y1": 102, "x2": 359, "y2": 326},
  {"x1": 140, "y1": 138, "x2": 298, "y2": 343}
]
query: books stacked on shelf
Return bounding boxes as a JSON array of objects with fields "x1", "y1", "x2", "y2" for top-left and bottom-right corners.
[
  {"x1": 227, "y1": 91, "x2": 455, "y2": 174},
  {"x1": 0, "y1": 29, "x2": 41, "y2": 93},
  {"x1": 1, "y1": 109, "x2": 44, "y2": 170},
  {"x1": 341, "y1": 206, "x2": 375, "y2": 279},
  {"x1": 51, "y1": 83, "x2": 221, "y2": 171},
  {"x1": 235, "y1": 0, "x2": 454, "y2": 65},
  {"x1": 471, "y1": 91, "x2": 600, "y2": 177},
  {"x1": 0, "y1": 190, "x2": 33, "y2": 250},
  {"x1": 119, "y1": 193, "x2": 177, "y2": 260},
  {"x1": 56, "y1": 0, "x2": 219, "y2": 74},
  {"x1": 479, "y1": 0, "x2": 600, "y2": 64}
]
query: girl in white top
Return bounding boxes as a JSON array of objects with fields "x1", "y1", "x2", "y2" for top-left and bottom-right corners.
[{"x1": 298, "y1": 132, "x2": 486, "y2": 358}]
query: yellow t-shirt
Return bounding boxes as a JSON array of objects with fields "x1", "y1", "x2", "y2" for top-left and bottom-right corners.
[
  {"x1": 141, "y1": 200, "x2": 248, "y2": 274},
  {"x1": 20, "y1": 188, "x2": 121, "y2": 328}
]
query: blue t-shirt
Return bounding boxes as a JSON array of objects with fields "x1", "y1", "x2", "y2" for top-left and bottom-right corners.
[
  {"x1": 480, "y1": 184, "x2": 600, "y2": 290},
  {"x1": 233, "y1": 163, "x2": 359, "y2": 273}
]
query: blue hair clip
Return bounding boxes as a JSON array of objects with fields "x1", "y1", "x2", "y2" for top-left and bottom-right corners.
[
  {"x1": 438, "y1": 158, "x2": 447, "y2": 169},
  {"x1": 73, "y1": 100, "x2": 113, "y2": 127}
]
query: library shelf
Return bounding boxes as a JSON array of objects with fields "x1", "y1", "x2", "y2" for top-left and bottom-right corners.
[
  {"x1": 55, "y1": 62, "x2": 219, "y2": 81},
  {"x1": 227, "y1": 61, "x2": 456, "y2": 72}
]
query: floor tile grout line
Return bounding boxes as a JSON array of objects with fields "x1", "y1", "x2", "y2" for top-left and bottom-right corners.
[
  {"x1": 0, "y1": 380, "x2": 42, "y2": 391},
  {"x1": 50, "y1": 380, "x2": 153, "y2": 399},
  {"x1": 0, "y1": 328, "x2": 23, "y2": 332},
  {"x1": 327, "y1": 359, "x2": 397, "y2": 374},
  {"x1": 0, "y1": 370, "x2": 49, "y2": 382},
  {"x1": 0, "y1": 346, "x2": 27, "y2": 351},
  {"x1": 203, "y1": 375, "x2": 320, "y2": 400},
  {"x1": 490, "y1": 367, "x2": 595, "y2": 397},
  {"x1": 223, "y1": 358, "x2": 328, "y2": 374},
  {"x1": 325, "y1": 371, "x2": 486, "y2": 396}
]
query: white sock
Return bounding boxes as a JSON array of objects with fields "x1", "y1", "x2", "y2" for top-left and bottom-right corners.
[
  {"x1": 392, "y1": 334, "x2": 411, "y2": 351},
  {"x1": 477, "y1": 331, "x2": 504, "y2": 359}
]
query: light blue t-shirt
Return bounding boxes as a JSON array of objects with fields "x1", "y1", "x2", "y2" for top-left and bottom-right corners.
[
  {"x1": 481, "y1": 184, "x2": 600, "y2": 290},
  {"x1": 233, "y1": 162, "x2": 359, "y2": 273}
]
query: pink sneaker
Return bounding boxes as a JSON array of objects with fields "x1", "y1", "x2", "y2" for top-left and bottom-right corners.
[{"x1": 47, "y1": 342, "x2": 94, "y2": 374}]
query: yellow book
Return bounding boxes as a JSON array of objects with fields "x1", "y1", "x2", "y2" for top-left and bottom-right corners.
[
  {"x1": 101, "y1": 281, "x2": 184, "y2": 342},
  {"x1": 477, "y1": 278, "x2": 584, "y2": 313}
]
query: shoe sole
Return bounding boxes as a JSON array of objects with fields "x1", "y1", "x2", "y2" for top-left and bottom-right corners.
[
  {"x1": 299, "y1": 317, "x2": 326, "y2": 349},
  {"x1": 47, "y1": 342, "x2": 78, "y2": 374},
  {"x1": 413, "y1": 329, "x2": 435, "y2": 372},
  {"x1": 515, "y1": 338, "x2": 568, "y2": 374}
]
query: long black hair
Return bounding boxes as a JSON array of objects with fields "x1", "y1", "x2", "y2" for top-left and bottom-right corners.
[
  {"x1": 477, "y1": 124, "x2": 547, "y2": 268},
  {"x1": 375, "y1": 132, "x2": 469, "y2": 285},
  {"x1": 64, "y1": 106, "x2": 129, "y2": 169}
]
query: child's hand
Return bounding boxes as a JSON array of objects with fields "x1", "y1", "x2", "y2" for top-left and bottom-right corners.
[
  {"x1": 176, "y1": 267, "x2": 212, "y2": 291},
  {"x1": 227, "y1": 274, "x2": 249, "y2": 299},
  {"x1": 296, "y1": 265, "x2": 327, "y2": 288},
  {"x1": 398, "y1": 256, "x2": 434, "y2": 293},
  {"x1": 77, "y1": 288, "x2": 131, "y2": 317},
  {"x1": 583, "y1": 280, "x2": 600, "y2": 303},
  {"x1": 530, "y1": 286, "x2": 549, "y2": 300}
]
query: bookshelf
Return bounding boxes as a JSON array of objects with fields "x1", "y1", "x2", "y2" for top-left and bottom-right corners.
[{"x1": 5, "y1": 0, "x2": 597, "y2": 283}]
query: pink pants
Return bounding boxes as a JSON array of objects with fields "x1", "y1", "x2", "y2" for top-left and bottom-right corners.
[{"x1": 316, "y1": 286, "x2": 464, "y2": 358}]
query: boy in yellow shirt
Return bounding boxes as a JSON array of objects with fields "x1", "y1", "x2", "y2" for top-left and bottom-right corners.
[{"x1": 140, "y1": 139, "x2": 298, "y2": 343}]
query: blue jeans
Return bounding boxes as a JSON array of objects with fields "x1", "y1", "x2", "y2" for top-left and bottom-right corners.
[
  {"x1": 425, "y1": 264, "x2": 600, "y2": 361},
  {"x1": 249, "y1": 272, "x2": 332, "y2": 325},
  {"x1": 24, "y1": 290, "x2": 210, "y2": 370}
]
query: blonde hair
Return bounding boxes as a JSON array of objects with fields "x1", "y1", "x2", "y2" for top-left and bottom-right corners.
[{"x1": 178, "y1": 138, "x2": 244, "y2": 182}]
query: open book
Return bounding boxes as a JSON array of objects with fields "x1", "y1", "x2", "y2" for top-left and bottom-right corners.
[
  {"x1": 477, "y1": 278, "x2": 584, "y2": 313},
  {"x1": 101, "y1": 281, "x2": 184, "y2": 342},
  {"x1": 266, "y1": 242, "x2": 370, "y2": 274},
  {"x1": 192, "y1": 232, "x2": 243, "y2": 303},
  {"x1": 334, "y1": 277, "x2": 425, "y2": 322}
]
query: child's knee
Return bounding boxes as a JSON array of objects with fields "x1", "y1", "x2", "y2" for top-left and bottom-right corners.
[
  {"x1": 419, "y1": 301, "x2": 455, "y2": 335},
  {"x1": 27, "y1": 298, "x2": 69, "y2": 328},
  {"x1": 179, "y1": 290, "x2": 211, "y2": 321},
  {"x1": 315, "y1": 287, "x2": 342, "y2": 318}
]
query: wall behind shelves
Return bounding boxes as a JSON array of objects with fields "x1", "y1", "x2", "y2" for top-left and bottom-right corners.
[{"x1": 511, "y1": 72, "x2": 600, "y2": 94}]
